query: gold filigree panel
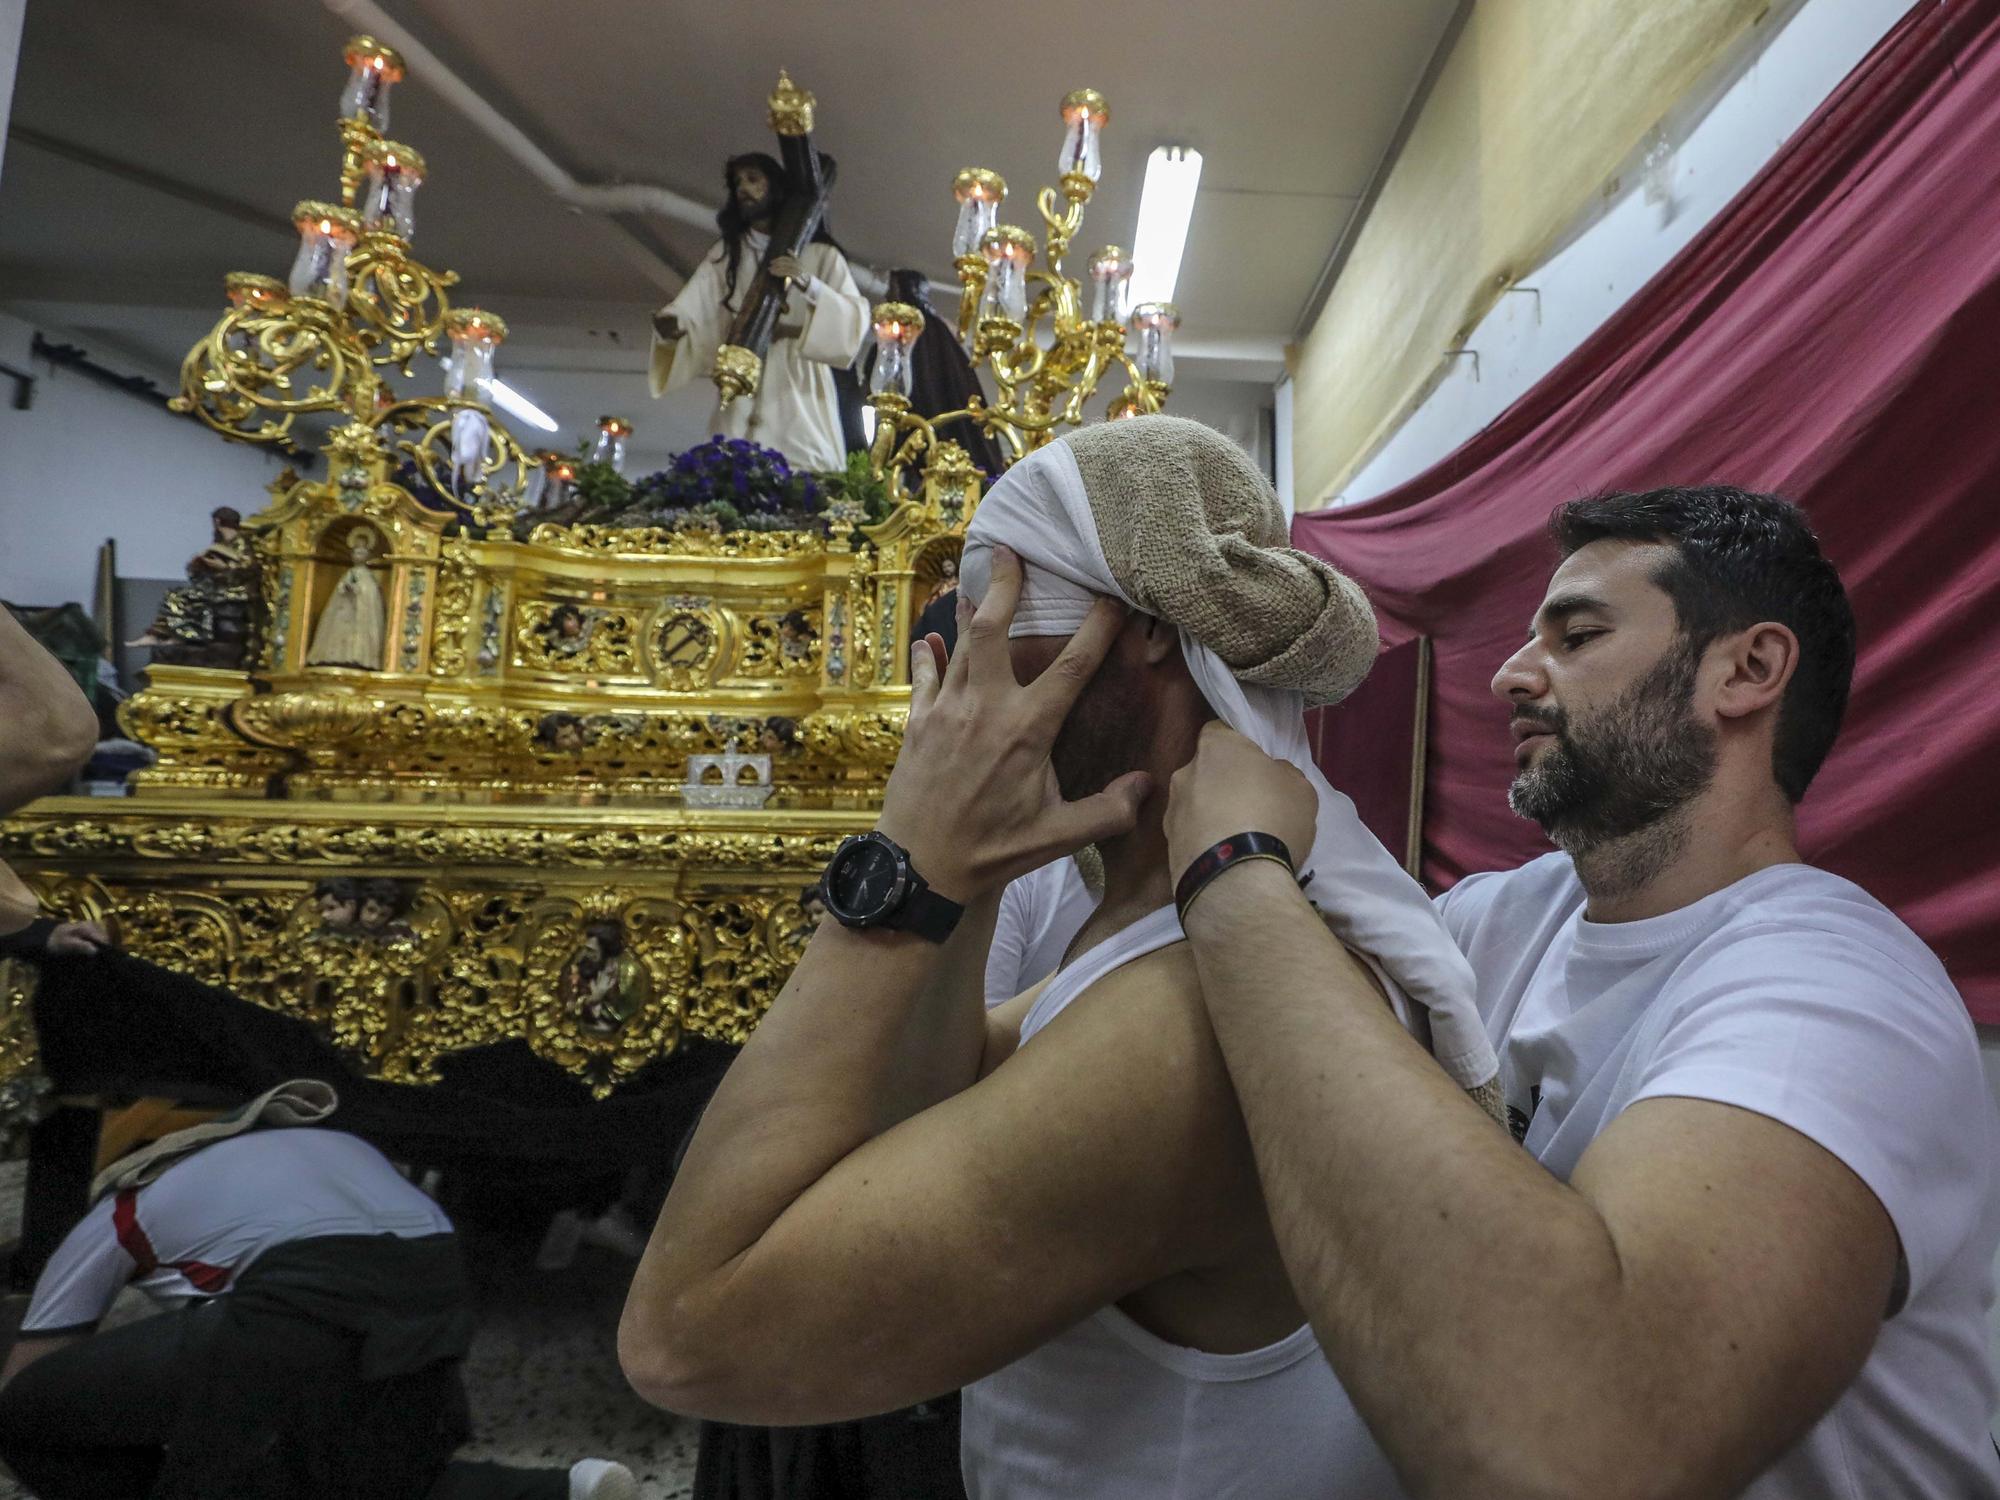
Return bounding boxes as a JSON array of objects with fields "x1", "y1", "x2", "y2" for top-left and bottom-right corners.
[
  {"x1": 514, "y1": 602, "x2": 639, "y2": 674},
  {"x1": 4, "y1": 865, "x2": 824, "y2": 1098}
]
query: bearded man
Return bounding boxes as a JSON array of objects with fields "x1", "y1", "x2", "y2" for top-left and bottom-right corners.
[
  {"x1": 1164, "y1": 487, "x2": 2000, "y2": 1496},
  {"x1": 619, "y1": 416, "x2": 1498, "y2": 1497},
  {"x1": 648, "y1": 153, "x2": 867, "y2": 472}
]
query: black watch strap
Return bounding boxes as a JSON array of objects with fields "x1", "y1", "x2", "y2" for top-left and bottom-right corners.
[{"x1": 883, "y1": 881, "x2": 963, "y2": 943}]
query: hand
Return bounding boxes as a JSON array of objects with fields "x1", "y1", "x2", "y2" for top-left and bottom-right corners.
[
  {"x1": 767, "y1": 254, "x2": 803, "y2": 285},
  {"x1": 652, "y1": 310, "x2": 684, "y2": 342},
  {"x1": 877, "y1": 547, "x2": 1149, "y2": 902},
  {"x1": 1165, "y1": 723, "x2": 1318, "y2": 887},
  {"x1": 45, "y1": 920, "x2": 110, "y2": 957}
]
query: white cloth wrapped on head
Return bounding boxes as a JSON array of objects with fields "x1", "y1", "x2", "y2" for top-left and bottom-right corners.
[{"x1": 961, "y1": 417, "x2": 1498, "y2": 1097}]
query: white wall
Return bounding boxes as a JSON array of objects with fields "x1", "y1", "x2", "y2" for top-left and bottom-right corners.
[
  {"x1": 1320, "y1": 0, "x2": 2000, "y2": 1427},
  {"x1": 0, "y1": 308, "x2": 289, "y2": 607},
  {"x1": 0, "y1": 0, "x2": 22, "y2": 187}
]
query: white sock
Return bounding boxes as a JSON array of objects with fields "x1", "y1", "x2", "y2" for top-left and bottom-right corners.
[{"x1": 569, "y1": 1457, "x2": 638, "y2": 1500}]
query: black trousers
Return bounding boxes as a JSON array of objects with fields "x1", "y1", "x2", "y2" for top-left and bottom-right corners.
[
  {"x1": 0, "y1": 1300, "x2": 570, "y2": 1500},
  {"x1": 693, "y1": 1395, "x2": 966, "y2": 1500}
]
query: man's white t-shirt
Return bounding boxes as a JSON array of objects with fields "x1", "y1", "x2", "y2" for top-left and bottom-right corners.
[
  {"x1": 1438, "y1": 854, "x2": 2000, "y2": 1498},
  {"x1": 21, "y1": 1128, "x2": 452, "y2": 1333}
]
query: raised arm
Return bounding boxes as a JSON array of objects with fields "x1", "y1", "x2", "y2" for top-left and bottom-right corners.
[
  {"x1": 0, "y1": 607, "x2": 96, "y2": 814},
  {"x1": 620, "y1": 551, "x2": 1152, "y2": 1418},
  {"x1": 1164, "y1": 727, "x2": 1898, "y2": 1500},
  {"x1": 620, "y1": 939, "x2": 1253, "y2": 1424}
]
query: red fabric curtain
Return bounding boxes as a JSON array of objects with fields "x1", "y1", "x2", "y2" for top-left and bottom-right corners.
[{"x1": 1292, "y1": 0, "x2": 2000, "y2": 1022}]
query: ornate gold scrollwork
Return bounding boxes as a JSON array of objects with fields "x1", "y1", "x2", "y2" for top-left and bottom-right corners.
[
  {"x1": 345, "y1": 226, "x2": 457, "y2": 375},
  {"x1": 515, "y1": 601, "x2": 639, "y2": 675}
]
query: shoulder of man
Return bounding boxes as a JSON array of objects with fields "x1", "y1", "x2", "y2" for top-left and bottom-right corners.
[
  {"x1": 1667, "y1": 864, "x2": 1961, "y2": 1018},
  {"x1": 1629, "y1": 864, "x2": 1996, "y2": 1299}
]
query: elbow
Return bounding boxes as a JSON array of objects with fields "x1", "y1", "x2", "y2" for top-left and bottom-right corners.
[
  {"x1": 8, "y1": 689, "x2": 97, "y2": 810},
  {"x1": 617, "y1": 1297, "x2": 702, "y2": 1414},
  {"x1": 618, "y1": 1287, "x2": 748, "y2": 1420},
  {"x1": 50, "y1": 690, "x2": 99, "y2": 779}
]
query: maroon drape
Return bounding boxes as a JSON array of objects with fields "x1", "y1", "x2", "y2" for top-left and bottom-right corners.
[{"x1": 1292, "y1": 0, "x2": 2000, "y2": 1022}]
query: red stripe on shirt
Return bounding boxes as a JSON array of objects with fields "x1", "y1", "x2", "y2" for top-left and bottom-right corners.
[
  {"x1": 111, "y1": 1189, "x2": 158, "y2": 1275},
  {"x1": 111, "y1": 1188, "x2": 233, "y2": 1294}
]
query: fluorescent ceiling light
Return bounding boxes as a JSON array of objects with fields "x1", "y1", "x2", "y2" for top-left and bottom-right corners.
[
  {"x1": 488, "y1": 378, "x2": 561, "y2": 433},
  {"x1": 1128, "y1": 146, "x2": 1203, "y2": 308}
]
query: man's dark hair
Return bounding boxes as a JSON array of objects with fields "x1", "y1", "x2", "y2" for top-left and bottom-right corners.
[
  {"x1": 1548, "y1": 486, "x2": 1855, "y2": 803},
  {"x1": 716, "y1": 151, "x2": 845, "y2": 312}
]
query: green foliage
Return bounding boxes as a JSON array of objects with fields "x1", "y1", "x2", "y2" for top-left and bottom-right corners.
[
  {"x1": 570, "y1": 456, "x2": 634, "y2": 519},
  {"x1": 820, "y1": 450, "x2": 893, "y2": 524}
]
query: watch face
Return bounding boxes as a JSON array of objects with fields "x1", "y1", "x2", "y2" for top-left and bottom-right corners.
[{"x1": 827, "y1": 838, "x2": 904, "y2": 921}]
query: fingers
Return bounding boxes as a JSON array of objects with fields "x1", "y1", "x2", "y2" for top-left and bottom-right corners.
[
  {"x1": 961, "y1": 546, "x2": 1022, "y2": 686},
  {"x1": 1048, "y1": 770, "x2": 1153, "y2": 851},
  {"x1": 1028, "y1": 596, "x2": 1127, "y2": 723},
  {"x1": 909, "y1": 637, "x2": 942, "y2": 714}
]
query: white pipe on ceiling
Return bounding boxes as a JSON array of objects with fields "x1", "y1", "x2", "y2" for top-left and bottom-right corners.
[{"x1": 320, "y1": 0, "x2": 709, "y2": 293}]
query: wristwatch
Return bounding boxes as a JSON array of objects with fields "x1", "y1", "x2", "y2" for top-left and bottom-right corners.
[{"x1": 817, "y1": 832, "x2": 964, "y2": 943}]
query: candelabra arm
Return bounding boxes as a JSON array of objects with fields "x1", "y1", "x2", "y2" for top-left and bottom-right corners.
[
  {"x1": 339, "y1": 117, "x2": 379, "y2": 208},
  {"x1": 346, "y1": 232, "x2": 459, "y2": 375},
  {"x1": 1036, "y1": 179, "x2": 1091, "y2": 270}
]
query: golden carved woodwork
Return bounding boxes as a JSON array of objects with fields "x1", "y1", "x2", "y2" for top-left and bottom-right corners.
[
  {"x1": 12, "y1": 432, "x2": 977, "y2": 1095},
  {"x1": 0, "y1": 815, "x2": 856, "y2": 1096},
  {"x1": 19, "y1": 47, "x2": 1012, "y2": 1104}
]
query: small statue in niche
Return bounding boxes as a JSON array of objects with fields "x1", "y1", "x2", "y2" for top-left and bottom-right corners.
[
  {"x1": 535, "y1": 711, "x2": 589, "y2": 754},
  {"x1": 314, "y1": 877, "x2": 362, "y2": 934},
  {"x1": 561, "y1": 921, "x2": 647, "y2": 1036},
  {"x1": 130, "y1": 506, "x2": 261, "y2": 668},
  {"x1": 756, "y1": 716, "x2": 800, "y2": 757},
  {"x1": 312, "y1": 875, "x2": 416, "y2": 940},
  {"x1": 305, "y1": 527, "x2": 387, "y2": 670},
  {"x1": 540, "y1": 603, "x2": 602, "y2": 660},
  {"x1": 923, "y1": 556, "x2": 958, "y2": 611},
  {"x1": 777, "y1": 609, "x2": 816, "y2": 666},
  {"x1": 353, "y1": 878, "x2": 416, "y2": 941}
]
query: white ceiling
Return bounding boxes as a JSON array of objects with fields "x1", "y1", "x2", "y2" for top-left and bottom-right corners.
[{"x1": 0, "y1": 0, "x2": 1455, "y2": 466}]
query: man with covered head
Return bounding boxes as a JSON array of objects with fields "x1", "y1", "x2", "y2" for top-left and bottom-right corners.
[{"x1": 619, "y1": 417, "x2": 1492, "y2": 1496}]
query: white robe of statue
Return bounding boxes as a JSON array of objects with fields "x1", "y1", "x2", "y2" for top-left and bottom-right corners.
[
  {"x1": 648, "y1": 233, "x2": 867, "y2": 473},
  {"x1": 306, "y1": 537, "x2": 386, "y2": 670}
]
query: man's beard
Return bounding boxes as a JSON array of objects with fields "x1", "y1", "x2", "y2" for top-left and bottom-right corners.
[
  {"x1": 740, "y1": 193, "x2": 777, "y2": 226},
  {"x1": 1051, "y1": 668, "x2": 1147, "y2": 804},
  {"x1": 1508, "y1": 643, "x2": 1717, "y2": 854}
]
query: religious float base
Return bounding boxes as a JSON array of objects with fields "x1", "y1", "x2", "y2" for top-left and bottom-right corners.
[{"x1": 0, "y1": 432, "x2": 975, "y2": 1099}]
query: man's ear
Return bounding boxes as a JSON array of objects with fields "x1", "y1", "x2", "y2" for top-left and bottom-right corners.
[
  {"x1": 1711, "y1": 622, "x2": 1799, "y2": 722},
  {"x1": 1136, "y1": 612, "x2": 1178, "y2": 666}
]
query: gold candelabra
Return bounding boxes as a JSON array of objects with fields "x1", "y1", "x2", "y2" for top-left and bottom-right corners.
[
  {"x1": 864, "y1": 88, "x2": 1180, "y2": 493},
  {"x1": 171, "y1": 35, "x2": 532, "y2": 522}
]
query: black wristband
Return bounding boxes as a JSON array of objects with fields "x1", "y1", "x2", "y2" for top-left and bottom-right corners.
[{"x1": 1174, "y1": 833, "x2": 1297, "y2": 925}]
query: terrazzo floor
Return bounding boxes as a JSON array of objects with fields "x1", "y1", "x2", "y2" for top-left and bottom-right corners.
[{"x1": 0, "y1": 1162, "x2": 701, "y2": 1498}]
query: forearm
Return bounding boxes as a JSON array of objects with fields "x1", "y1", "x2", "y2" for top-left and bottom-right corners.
[
  {"x1": 876, "y1": 889, "x2": 1000, "y2": 1127},
  {"x1": 0, "y1": 610, "x2": 96, "y2": 813},
  {"x1": 1186, "y1": 865, "x2": 1633, "y2": 1495},
  {"x1": 625, "y1": 921, "x2": 947, "y2": 1348}
]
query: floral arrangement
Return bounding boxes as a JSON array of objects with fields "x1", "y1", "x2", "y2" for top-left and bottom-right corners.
[{"x1": 520, "y1": 435, "x2": 835, "y2": 539}]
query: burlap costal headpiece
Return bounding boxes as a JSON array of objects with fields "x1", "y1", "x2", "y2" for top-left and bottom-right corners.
[{"x1": 961, "y1": 416, "x2": 1500, "y2": 1103}]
